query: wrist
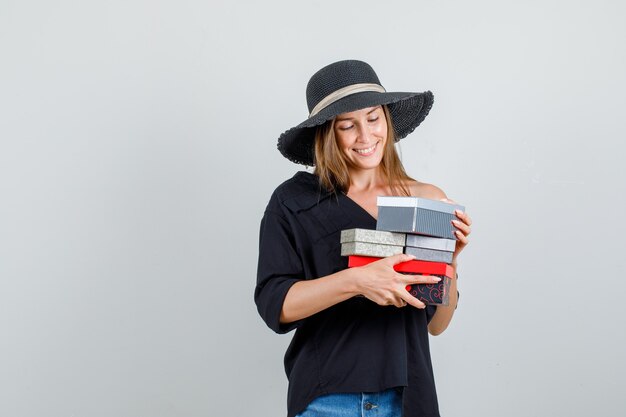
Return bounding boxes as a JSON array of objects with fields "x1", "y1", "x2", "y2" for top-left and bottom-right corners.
[{"x1": 339, "y1": 267, "x2": 362, "y2": 297}]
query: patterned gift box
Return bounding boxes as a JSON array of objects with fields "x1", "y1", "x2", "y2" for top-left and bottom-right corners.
[{"x1": 405, "y1": 275, "x2": 451, "y2": 306}]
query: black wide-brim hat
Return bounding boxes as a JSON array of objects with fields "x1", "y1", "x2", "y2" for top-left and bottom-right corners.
[{"x1": 277, "y1": 60, "x2": 434, "y2": 166}]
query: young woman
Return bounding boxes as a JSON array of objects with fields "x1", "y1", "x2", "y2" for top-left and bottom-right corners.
[{"x1": 255, "y1": 60, "x2": 472, "y2": 417}]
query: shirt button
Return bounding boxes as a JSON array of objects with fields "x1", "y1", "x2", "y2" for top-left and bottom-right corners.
[{"x1": 364, "y1": 402, "x2": 374, "y2": 410}]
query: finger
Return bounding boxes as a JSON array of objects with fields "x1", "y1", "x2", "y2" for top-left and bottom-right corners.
[
  {"x1": 451, "y1": 219, "x2": 471, "y2": 236},
  {"x1": 401, "y1": 273, "x2": 442, "y2": 285},
  {"x1": 399, "y1": 290, "x2": 426, "y2": 309},
  {"x1": 385, "y1": 253, "x2": 416, "y2": 266},
  {"x1": 386, "y1": 294, "x2": 406, "y2": 308},
  {"x1": 393, "y1": 297, "x2": 407, "y2": 308},
  {"x1": 455, "y1": 209, "x2": 472, "y2": 226},
  {"x1": 454, "y1": 230, "x2": 469, "y2": 244}
]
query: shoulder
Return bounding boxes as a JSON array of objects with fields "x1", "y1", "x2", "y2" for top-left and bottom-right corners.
[
  {"x1": 406, "y1": 180, "x2": 448, "y2": 200},
  {"x1": 272, "y1": 171, "x2": 319, "y2": 197},
  {"x1": 271, "y1": 171, "x2": 325, "y2": 203},
  {"x1": 266, "y1": 171, "x2": 333, "y2": 215}
]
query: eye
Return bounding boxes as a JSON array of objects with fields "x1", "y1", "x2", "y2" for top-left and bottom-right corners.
[
  {"x1": 368, "y1": 116, "x2": 379, "y2": 123},
  {"x1": 338, "y1": 125, "x2": 353, "y2": 131}
]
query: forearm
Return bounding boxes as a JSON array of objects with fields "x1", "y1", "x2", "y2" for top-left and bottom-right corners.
[
  {"x1": 280, "y1": 268, "x2": 360, "y2": 324},
  {"x1": 427, "y1": 205, "x2": 471, "y2": 335},
  {"x1": 427, "y1": 263, "x2": 459, "y2": 336}
]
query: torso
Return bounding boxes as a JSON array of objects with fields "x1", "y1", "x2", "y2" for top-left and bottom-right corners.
[{"x1": 261, "y1": 171, "x2": 441, "y2": 417}]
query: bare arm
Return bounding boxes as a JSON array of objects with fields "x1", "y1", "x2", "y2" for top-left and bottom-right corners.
[
  {"x1": 405, "y1": 183, "x2": 471, "y2": 336},
  {"x1": 427, "y1": 262, "x2": 458, "y2": 335},
  {"x1": 280, "y1": 268, "x2": 359, "y2": 324},
  {"x1": 428, "y1": 207, "x2": 472, "y2": 335},
  {"x1": 280, "y1": 254, "x2": 443, "y2": 324},
  {"x1": 280, "y1": 185, "x2": 472, "y2": 328}
]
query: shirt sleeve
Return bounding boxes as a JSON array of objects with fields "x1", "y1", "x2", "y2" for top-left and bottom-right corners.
[{"x1": 254, "y1": 209, "x2": 304, "y2": 334}]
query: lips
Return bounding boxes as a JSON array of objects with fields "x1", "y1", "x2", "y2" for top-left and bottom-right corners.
[{"x1": 353, "y1": 142, "x2": 378, "y2": 156}]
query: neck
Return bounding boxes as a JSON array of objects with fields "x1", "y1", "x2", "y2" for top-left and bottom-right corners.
[{"x1": 347, "y1": 167, "x2": 386, "y2": 192}]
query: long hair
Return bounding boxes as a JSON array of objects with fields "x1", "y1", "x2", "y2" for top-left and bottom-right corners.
[{"x1": 313, "y1": 105, "x2": 415, "y2": 196}]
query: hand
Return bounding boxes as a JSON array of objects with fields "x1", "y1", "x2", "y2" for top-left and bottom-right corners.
[
  {"x1": 440, "y1": 198, "x2": 472, "y2": 265},
  {"x1": 355, "y1": 253, "x2": 443, "y2": 309}
]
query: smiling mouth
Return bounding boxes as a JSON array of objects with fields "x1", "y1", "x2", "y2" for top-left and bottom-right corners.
[{"x1": 353, "y1": 142, "x2": 378, "y2": 156}]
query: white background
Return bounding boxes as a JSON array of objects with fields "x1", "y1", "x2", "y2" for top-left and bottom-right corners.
[{"x1": 1, "y1": 0, "x2": 625, "y2": 416}]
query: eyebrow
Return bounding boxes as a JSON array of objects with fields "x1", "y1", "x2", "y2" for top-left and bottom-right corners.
[{"x1": 335, "y1": 107, "x2": 380, "y2": 122}]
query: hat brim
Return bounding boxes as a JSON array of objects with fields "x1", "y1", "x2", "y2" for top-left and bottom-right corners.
[{"x1": 277, "y1": 90, "x2": 434, "y2": 166}]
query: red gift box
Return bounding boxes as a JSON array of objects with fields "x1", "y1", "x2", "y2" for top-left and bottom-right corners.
[
  {"x1": 347, "y1": 255, "x2": 454, "y2": 306},
  {"x1": 347, "y1": 255, "x2": 455, "y2": 278}
]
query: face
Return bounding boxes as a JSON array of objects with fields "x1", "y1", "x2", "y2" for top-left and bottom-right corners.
[{"x1": 333, "y1": 106, "x2": 387, "y2": 171}]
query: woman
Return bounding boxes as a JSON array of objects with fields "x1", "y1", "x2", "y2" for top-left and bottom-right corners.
[{"x1": 255, "y1": 60, "x2": 472, "y2": 417}]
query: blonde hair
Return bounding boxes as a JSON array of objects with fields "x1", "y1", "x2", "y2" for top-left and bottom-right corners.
[{"x1": 313, "y1": 105, "x2": 415, "y2": 196}]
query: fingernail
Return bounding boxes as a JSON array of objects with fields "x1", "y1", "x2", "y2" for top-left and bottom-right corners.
[
  {"x1": 434, "y1": 277, "x2": 441, "y2": 282},
  {"x1": 452, "y1": 219, "x2": 460, "y2": 225},
  {"x1": 455, "y1": 209, "x2": 463, "y2": 216}
]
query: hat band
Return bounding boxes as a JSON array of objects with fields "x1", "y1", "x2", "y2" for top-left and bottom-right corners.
[{"x1": 309, "y1": 83, "x2": 386, "y2": 118}]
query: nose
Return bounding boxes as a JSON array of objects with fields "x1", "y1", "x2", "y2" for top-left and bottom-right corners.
[{"x1": 355, "y1": 124, "x2": 373, "y2": 143}]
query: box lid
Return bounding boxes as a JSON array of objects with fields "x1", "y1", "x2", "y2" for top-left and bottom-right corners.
[
  {"x1": 405, "y1": 235, "x2": 457, "y2": 252},
  {"x1": 340, "y1": 228, "x2": 406, "y2": 246},
  {"x1": 377, "y1": 196, "x2": 465, "y2": 214},
  {"x1": 347, "y1": 255, "x2": 455, "y2": 278}
]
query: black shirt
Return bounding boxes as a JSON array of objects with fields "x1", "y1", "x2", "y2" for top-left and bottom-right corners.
[{"x1": 255, "y1": 171, "x2": 441, "y2": 417}]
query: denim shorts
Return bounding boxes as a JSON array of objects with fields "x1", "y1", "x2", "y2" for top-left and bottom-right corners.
[{"x1": 295, "y1": 388, "x2": 402, "y2": 417}]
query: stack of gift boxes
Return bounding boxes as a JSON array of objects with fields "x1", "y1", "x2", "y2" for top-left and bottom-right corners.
[{"x1": 340, "y1": 196, "x2": 464, "y2": 306}]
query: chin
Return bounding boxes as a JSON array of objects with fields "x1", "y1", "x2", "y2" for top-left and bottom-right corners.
[{"x1": 350, "y1": 157, "x2": 384, "y2": 171}]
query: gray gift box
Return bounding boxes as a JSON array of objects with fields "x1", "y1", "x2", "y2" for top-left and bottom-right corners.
[
  {"x1": 340, "y1": 228, "x2": 406, "y2": 257},
  {"x1": 404, "y1": 246, "x2": 454, "y2": 263},
  {"x1": 405, "y1": 235, "x2": 457, "y2": 252},
  {"x1": 341, "y1": 241, "x2": 404, "y2": 257},
  {"x1": 376, "y1": 196, "x2": 465, "y2": 239},
  {"x1": 340, "y1": 228, "x2": 406, "y2": 246}
]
